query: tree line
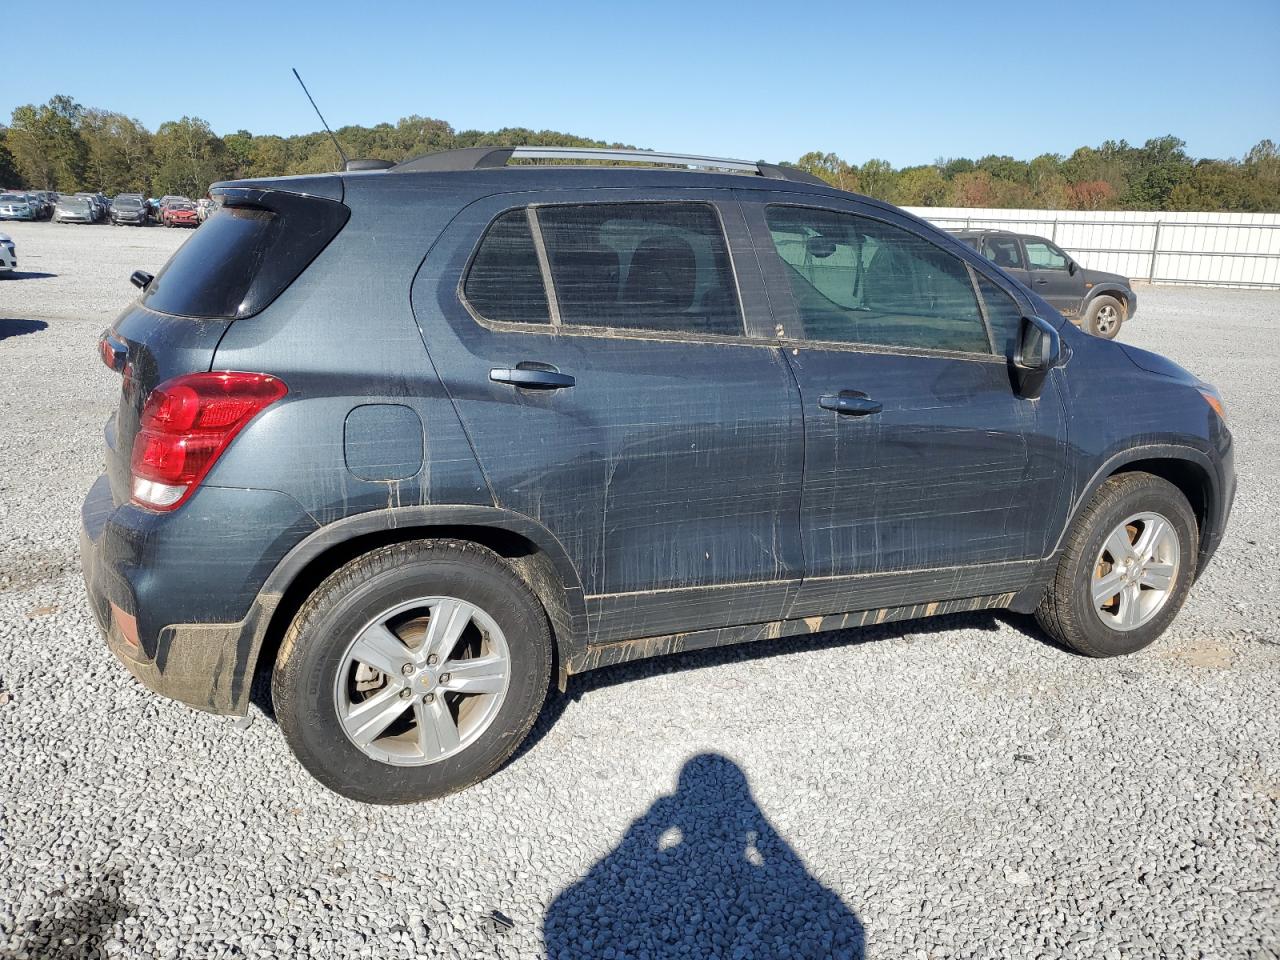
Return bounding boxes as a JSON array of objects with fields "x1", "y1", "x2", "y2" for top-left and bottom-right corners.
[{"x1": 2, "y1": 94, "x2": 1277, "y2": 212}]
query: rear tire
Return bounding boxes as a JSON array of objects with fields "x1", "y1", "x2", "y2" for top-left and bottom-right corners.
[
  {"x1": 1084, "y1": 295, "x2": 1124, "y2": 339},
  {"x1": 273, "y1": 539, "x2": 552, "y2": 803},
  {"x1": 1035, "y1": 472, "x2": 1197, "y2": 657}
]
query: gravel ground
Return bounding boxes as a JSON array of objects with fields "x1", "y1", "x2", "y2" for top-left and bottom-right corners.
[{"x1": 1, "y1": 220, "x2": 1277, "y2": 959}]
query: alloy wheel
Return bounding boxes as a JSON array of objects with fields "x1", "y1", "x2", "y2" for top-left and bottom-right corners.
[
  {"x1": 334, "y1": 597, "x2": 511, "y2": 766},
  {"x1": 1091, "y1": 512, "x2": 1180, "y2": 631}
]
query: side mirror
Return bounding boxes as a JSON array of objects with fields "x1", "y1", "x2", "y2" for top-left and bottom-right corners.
[
  {"x1": 1012, "y1": 315, "x2": 1062, "y2": 398},
  {"x1": 130, "y1": 269, "x2": 154, "y2": 291},
  {"x1": 1067, "y1": 260, "x2": 1077, "y2": 276}
]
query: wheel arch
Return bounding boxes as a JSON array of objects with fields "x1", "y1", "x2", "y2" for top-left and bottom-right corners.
[
  {"x1": 1057, "y1": 445, "x2": 1220, "y2": 572},
  {"x1": 252, "y1": 506, "x2": 589, "y2": 695}
]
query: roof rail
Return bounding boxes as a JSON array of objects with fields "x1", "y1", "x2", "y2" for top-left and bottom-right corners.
[{"x1": 389, "y1": 146, "x2": 828, "y2": 185}]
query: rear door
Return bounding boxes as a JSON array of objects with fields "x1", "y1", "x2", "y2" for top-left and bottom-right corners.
[
  {"x1": 411, "y1": 189, "x2": 805, "y2": 643},
  {"x1": 1023, "y1": 237, "x2": 1081, "y2": 314},
  {"x1": 740, "y1": 194, "x2": 1070, "y2": 618}
]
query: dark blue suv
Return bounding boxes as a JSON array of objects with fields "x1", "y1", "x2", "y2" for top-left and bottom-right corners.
[{"x1": 81, "y1": 147, "x2": 1235, "y2": 803}]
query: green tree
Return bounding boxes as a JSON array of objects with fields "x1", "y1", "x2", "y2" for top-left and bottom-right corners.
[
  {"x1": 0, "y1": 127, "x2": 21, "y2": 187},
  {"x1": 795, "y1": 151, "x2": 857, "y2": 191},
  {"x1": 892, "y1": 165, "x2": 948, "y2": 206},
  {"x1": 857, "y1": 159, "x2": 896, "y2": 200},
  {"x1": 152, "y1": 117, "x2": 228, "y2": 197},
  {"x1": 6, "y1": 95, "x2": 88, "y2": 189},
  {"x1": 80, "y1": 110, "x2": 153, "y2": 194}
]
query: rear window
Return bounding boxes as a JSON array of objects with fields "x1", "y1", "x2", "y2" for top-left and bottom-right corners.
[
  {"x1": 462, "y1": 210, "x2": 550, "y2": 325},
  {"x1": 538, "y1": 202, "x2": 743, "y2": 337},
  {"x1": 142, "y1": 196, "x2": 348, "y2": 319}
]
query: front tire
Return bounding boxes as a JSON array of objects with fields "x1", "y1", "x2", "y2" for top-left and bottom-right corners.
[
  {"x1": 273, "y1": 539, "x2": 552, "y2": 803},
  {"x1": 1035, "y1": 472, "x2": 1197, "y2": 657},
  {"x1": 1084, "y1": 295, "x2": 1124, "y2": 339}
]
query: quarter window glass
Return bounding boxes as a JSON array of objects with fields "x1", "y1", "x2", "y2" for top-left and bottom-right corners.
[
  {"x1": 463, "y1": 210, "x2": 551, "y2": 324},
  {"x1": 981, "y1": 237, "x2": 1025, "y2": 270},
  {"x1": 765, "y1": 206, "x2": 991, "y2": 354},
  {"x1": 975, "y1": 273, "x2": 1024, "y2": 355},
  {"x1": 1024, "y1": 240, "x2": 1069, "y2": 270},
  {"x1": 537, "y1": 203, "x2": 743, "y2": 336}
]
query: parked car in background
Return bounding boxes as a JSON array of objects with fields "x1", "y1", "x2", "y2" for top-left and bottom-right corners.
[
  {"x1": 83, "y1": 146, "x2": 1234, "y2": 803},
  {"x1": 952, "y1": 229, "x2": 1136, "y2": 339},
  {"x1": 0, "y1": 232, "x2": 15, "y2": 274},
  {"x1": 34, "y1": 192, "x2": 57, "y2": 219},
  {"x1": 0, "y1": 193, "x2": 37, "y2": 221},
  {"x1": 21, "y1": 192, "x2": 51, "y2": 220},
  {"x1": 161, "y1": 200, "x2": 199, "y2": 228},
  {"x1": 71, "y1": 193, "x2": 104, "y2": 222},
  {"x1": 111, "y1": 195, "x2": 149, "y2": 226},
  {"x1": 54, "y1": 195, "x2": 97, "y2": 223},
  {"x1": 196, "y1": 198, "x2": 213, "y2": 222}
]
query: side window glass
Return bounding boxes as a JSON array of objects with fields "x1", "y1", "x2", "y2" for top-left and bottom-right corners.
[
  {"x1": 981, "y1": 237, "x2": 1025, "y2": 270},
  {"x1": 536, "y1": 203, "x2": 743, "y2": 337},
  {"x1": 463, "y1": 210, "x2": 551, "y2": 324},
  {"x1": 975, "y1": 273, "x2": 1024, "y2": 355},
  {"x1": 764, "y1": 205, "x2": 991, "y2": 354},
  {"x1": 1024, "y1": 240, "x2": 1068, "y2": 271}
]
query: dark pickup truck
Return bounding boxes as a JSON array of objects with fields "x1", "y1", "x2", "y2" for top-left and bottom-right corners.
[{"x1": 952, "y1": 229, "x2": 1136, "y2": 339}]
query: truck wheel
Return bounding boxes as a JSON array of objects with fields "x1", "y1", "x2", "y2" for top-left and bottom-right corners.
[
  {"x1": 273, "y1": 539, "x2": 552, "y2": 804},
  {"x1": 1084, "y1": 295, "x2": 1124, "y2": 339},
  {"x1": 1035, "y1": 472, "x2": 1197, "y2": 657}
]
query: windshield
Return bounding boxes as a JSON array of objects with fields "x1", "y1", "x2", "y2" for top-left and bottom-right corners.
[
  {"x1": 115, "y1": 199, "x2": 141, "y2": 209},
  {"x1": 60, "y1": 199, "x2": 90, "y2": 210},
  {"x1": 0, "y1": 195, "x2": 25, "y2": 203}
]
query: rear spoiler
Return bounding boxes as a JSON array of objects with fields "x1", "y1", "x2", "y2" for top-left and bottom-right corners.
[{"x1": 210, "y1": 174, "x2": 344, "y2": 204}]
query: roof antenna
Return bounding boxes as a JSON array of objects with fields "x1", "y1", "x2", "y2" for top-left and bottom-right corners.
[{"x1": 292, "y1": 67, "x2": 348, "y2": 169}]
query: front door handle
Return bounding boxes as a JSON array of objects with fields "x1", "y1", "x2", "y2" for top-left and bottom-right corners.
[
  {"x1": 819, "y1": 392, "x2": 882, "y2": 416},
  {"x1": 489, "y1": 366, "x2": 576, "y2": 390},
  {"x1": 1034, "y1": 278, "x2": 1049, "y2": 285}
]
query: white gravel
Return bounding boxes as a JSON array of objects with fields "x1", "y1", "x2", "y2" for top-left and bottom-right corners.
[{"x1": 1, "y1": 221, "x2": 1277, "y2": 959}]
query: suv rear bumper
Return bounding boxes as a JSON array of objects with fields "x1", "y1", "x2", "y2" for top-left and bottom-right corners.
[{"x1": 80, "y1": 474, "x2": 316, "y2": 716}]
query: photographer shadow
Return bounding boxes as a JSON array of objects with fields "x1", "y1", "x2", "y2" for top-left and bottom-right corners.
[{"x1": 543, "y1": 753, "x2": 864, "y2": 959}]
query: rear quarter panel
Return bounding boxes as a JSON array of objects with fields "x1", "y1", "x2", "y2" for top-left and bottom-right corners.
[{"x1": 205, "y1": 174, "x2": 494, "y2": 524}]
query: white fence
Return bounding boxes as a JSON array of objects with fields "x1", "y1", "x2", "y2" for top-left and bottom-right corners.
[{"x1": 903, "y1": 206, "x2": 1280, "y2": 290}]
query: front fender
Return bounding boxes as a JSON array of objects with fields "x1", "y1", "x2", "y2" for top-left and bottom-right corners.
[{"x1": 1050, "y1": 441, "x2": 1231, "y2": 573}]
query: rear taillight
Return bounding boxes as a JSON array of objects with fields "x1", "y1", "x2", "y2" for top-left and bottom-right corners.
[{"x1": 130, "y1": 372, "x2": 287, "y2": 511}]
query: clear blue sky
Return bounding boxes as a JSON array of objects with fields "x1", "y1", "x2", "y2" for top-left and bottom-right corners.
[{"x1": 5, "y1": 0, "x2": 1278, "y2": 166}]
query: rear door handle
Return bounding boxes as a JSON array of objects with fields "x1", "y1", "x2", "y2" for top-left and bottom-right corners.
[
  {"x1": 1034, "y1": 278, "x2": 1049, "y2": 285},
  {"x1": 819, "y1": 392, "x2": 882, "y2": 416},
  {"x1": 489, "y1": 366, "x2": 576, "y2": 390}
]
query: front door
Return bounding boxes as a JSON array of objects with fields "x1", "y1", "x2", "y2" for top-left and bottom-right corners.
[
  {"x1": 1023, "y1": 237, "x2": 1082, "y2": 315},
  {"x1": 741, "y1": 195, "x2": 1069, "y2": 618},
  {"x1": 412, "y1": 189, "x2": 805, "y2": 642},
  {"x1": 980, "y1": 234, "x2": 1032, "y2": 289}
]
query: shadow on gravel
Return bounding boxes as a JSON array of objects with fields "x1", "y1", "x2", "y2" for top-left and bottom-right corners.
[
  {"x1": 0, "y1": 319, "x2": 49, "y2": 341},
  {"x1": 543, "y1": 753, "x2": 864, "y2": 959},
  {"x1": 1, "y1": 869, "x2": 134, "y2": 959},
  {"x1": 0, "y1": 272, "x2": 57, "y2": 280}
]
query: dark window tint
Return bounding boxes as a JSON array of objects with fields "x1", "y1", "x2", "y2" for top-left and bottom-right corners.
[
  {"x1": 1024, "y1": 240, "x2": 1069, "y2": 270},
  {"x1": 537, "y1": 203, "x2": 743, "y2": 336},
  {"x1": 144, "y1": 207, "x2": 278, "y2": 318},
  {"x1": 142, "y1": 198, "x2": 348, "y2": 319},
  {"x1": 981, "y1": 236, "x2": 1024, "y2": 270},
  {"x1": 463, "y1": 210, "x2": 550, "y2": 324},
  {"x1": 765, "y1": 206, "x2": 990, "y2": 354},
  {"x1": 975, "y1": 273, "x2": 1024, "y2": 355}
]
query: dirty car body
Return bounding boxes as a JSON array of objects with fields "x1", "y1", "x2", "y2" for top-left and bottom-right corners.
[{"x1": 81, "y1": 148, "x2": 1235, "y2": 801}]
